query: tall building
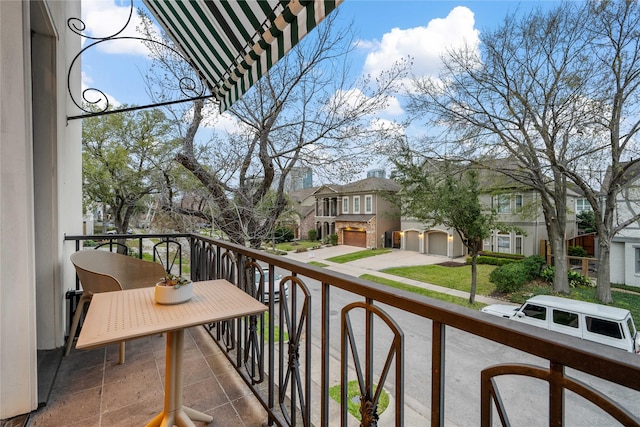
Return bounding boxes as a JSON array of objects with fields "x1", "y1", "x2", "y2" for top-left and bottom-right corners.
[{"x1": 367, "y1": 168, "x2": 386, "y2": 179}]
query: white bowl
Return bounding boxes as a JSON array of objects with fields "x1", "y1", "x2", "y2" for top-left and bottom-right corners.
[{"x1": 154, "y1": 281, "x2": 193, "y2": 305}]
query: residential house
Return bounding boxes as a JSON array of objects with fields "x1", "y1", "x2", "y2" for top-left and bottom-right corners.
[
  {"x1": 313, "y1": 177, "x2": 401, "y2": 248},
  {"x1": 602, "y1": 162, "x2": 640, "y2": 287},
  {"x1": 288, "y1": 186, "x2": 319, "y2": 240},
  {"x1": 400, "y1": 163, "x2": 580, "y2": 258}
]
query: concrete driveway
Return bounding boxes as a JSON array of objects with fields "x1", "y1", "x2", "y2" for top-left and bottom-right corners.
[{"x1": 285, "y1": 245, "x2": 505, "y2": 305}]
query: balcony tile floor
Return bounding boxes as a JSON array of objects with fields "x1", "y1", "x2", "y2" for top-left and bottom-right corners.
[{"x1": 27, "y1": 327, "x2": 268, "y2": 427}]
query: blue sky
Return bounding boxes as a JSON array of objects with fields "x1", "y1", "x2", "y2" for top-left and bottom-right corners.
[
  {"x1": 80, "y1": 0, "x2": 560, "y2": 108},
  {"x1": 78, "y1": 0, "x2": 562, "y2": 176}
]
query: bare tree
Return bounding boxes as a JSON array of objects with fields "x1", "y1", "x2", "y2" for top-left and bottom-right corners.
[
  {"x1": 140, "y1": 10, "x2": 407, "y2": 247},
  {"x1": 555, "y1": 0, "x2": 640, "y2": 303},
  {"x1": 404, "y1": 3, "x2": 600, "y2": 295}
]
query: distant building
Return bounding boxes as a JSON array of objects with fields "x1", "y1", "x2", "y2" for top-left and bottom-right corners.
[
  {"x1": 367, "y1": 168, "x2": 386, "y2": 179},
  {"x1": 276, "y1": 166, "x2": 313, "y2": 192}
]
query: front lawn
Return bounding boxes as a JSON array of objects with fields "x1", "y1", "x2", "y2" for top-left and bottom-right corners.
[
  {"x1": 381, "y1": 264, "x2": 496, "y2": 296},
  {"x1": 361, "y1": 274, "x2": 486, "y2": 310},
  {"x1": 326, "y1": 248, "x2": 392, "y2": 264}
]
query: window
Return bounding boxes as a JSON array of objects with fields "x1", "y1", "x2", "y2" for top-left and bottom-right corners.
[
  {"x1": 522, "y1": 304, "x2": 546, "y2": 320},
  {"x1": 627, "y1": 317, "x2": 636, "y2": 338},
  {"x1": 496, "y1": 195, "x2": 511, "y2": 213},
  {"x1": 514, "y1": 194, "x2": 523, "y2": 213},
  {"x1": 553, "y1": 309, "x2": 579, "y2": 328},
  {"x1": 576, "y1": 198, "x2": 591, "y2": 212},
  {"x1": 636, "y1": 248, "x2": 640, "y2": 274},
  {"x1": 342, "y1": 197, "x2": 349, "y2": 214},
  {"x1": 497, "y1": 234, "x2": 510, "y2": 253},
  {"x1": 586, "y1": 316, "x2": 623, "y2": 339},
  {"x1": 365, "y1": 195, "x2": 373, "y2": 213},
  {"x1": 515, "y1": 236, "x2": 523, "y2": 255},
  {"x1": 353, "y1": 196, "x2": 360, "y2": 214}
]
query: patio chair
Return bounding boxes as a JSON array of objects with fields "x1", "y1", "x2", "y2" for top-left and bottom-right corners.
[{"x1": 65, "y1": 250, "x2": 166, "y2": 363}]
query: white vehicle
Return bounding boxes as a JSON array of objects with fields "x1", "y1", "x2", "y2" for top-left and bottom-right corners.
[
  {"x1": 255, "y1": 268, "x2": 289, "y2": 303},
  {"x1": 482, "y1": 295, "x2": 640, "y2": 354}
]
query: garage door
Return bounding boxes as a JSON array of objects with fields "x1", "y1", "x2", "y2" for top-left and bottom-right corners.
[
  {"x1": 405, "y1": 230, "x2": 420, "y2": 251},
  {"x1": 427, "y1": 232, "x2": 448, "y2": 256},
  {"x1": 343, "y1": 230, "x2": 366, "y2": 248}
]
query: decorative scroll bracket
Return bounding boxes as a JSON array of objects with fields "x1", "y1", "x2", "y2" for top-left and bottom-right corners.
[{"x1": 66, "y1": 0, "x2": 215, "y2": 121}]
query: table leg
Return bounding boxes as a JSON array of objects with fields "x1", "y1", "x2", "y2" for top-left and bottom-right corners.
[{"x1": 146, "y1": 329, "x2": 214, "y2": 427}]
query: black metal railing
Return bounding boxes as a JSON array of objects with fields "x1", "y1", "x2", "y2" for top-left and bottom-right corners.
[{"x1": 64, "y1": 233, "x2": 640, "y2": 426}]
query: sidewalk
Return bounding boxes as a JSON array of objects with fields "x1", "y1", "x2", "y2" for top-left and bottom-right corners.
[{"x1": 286, "y1": 245, "x2": 507, "y2": 305}]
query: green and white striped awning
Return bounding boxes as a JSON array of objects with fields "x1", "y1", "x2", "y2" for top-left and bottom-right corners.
[{"x1": 143, "y1": 0, "x2": 342, "y2": 113}]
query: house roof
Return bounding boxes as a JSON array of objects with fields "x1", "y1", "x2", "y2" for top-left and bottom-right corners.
[
  {"x1": 314, "y1": 177, "x2": 400, "y2": 197},
  {"x1": 601, "y1": 161, "x2": 640, "y2": 193},
  {"x1": 289, "y1": 186, "x2": 319, "y2": 203}
]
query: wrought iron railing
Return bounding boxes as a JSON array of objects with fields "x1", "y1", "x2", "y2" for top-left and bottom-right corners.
[{"x1": 65, "y1": 233, "x2": 640, "y2": 426}]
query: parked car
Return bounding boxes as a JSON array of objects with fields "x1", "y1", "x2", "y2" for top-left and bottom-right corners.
[
  {"x1": 481, "y1": 295, "x2": 640, "y2": 354},
  {"x1": 255, "y1": 268, "x2": 289, "y2": 303}
]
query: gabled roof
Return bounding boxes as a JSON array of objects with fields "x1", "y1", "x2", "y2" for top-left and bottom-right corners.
[
  {"x1": 289, "y1": 186, "x2": 319, "y2": 203},
  {"x1": 601, "y1": 161, "x2": 640, "y2": 193},
  {"x1": 340, "y1": 177, "x2": 400, "y2": 193}
]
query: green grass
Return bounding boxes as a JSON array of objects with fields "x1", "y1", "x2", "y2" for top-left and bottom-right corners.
[
  {"x1": 361, "y1": 274, "x2": 486, "y2": 309},
  {"x1": 328, "y1": 380, "x2": 389, "y2": 421},
  {"x1": 308, "y1": 261, "x2": 328, "y2": 268},
  {"x1": 326, "y1": 249, "x2": 392, "y2": 264},
  {"x1": 259, "y1": 312, "x2": 289, "y2": 341},
  {"x1": 380, "y1": 264, "x2": 496, "y2": 296}
]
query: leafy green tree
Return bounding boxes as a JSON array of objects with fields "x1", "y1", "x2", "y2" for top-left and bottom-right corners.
[
  {"x1": 82, "y1": 106, "x2": 174, "y2": 237},
  {"x1": 577, "y1": 210, "x2": 596, "y2": 234},
  {"x1": 392, "y1": 157, "x2": 501, "y2": 304}
]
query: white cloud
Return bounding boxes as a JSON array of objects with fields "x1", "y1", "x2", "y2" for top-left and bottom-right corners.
[
  {"x1": 360, "y1": 6, "x2": 480, "y2": 80},
  {"x1": 81, "y1": 71, "x2": 121, "y2": 109},
  {"x1": 80, "y1": 0, "x2": 159, "y2": 56}
]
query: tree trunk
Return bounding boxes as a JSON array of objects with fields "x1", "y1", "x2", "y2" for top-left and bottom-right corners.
[
  {"x1": 596, "y1": 240, "x2": 612, "y2": 303},
  {"x1": 549, "y1": 232, "x2": 570, "y2": 294},
  {"x1": 469, "y1": 253, "x2": 478, "y2": 305}
]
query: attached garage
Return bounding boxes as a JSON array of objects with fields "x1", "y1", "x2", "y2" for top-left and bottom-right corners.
[
  {"x1": 427, "y1": 231, "x2": 448, "y2": 256},
  {"x1": 343, "y1": 229, "x2": 367, "y2": 248},
  {"x1": 404, "y1": 230, "x2": 420, "y2": 251}
]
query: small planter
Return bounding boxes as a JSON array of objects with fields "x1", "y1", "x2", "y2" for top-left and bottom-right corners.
[{"x1": 154, "y1": 281, "x2": 193, "y2": 305}]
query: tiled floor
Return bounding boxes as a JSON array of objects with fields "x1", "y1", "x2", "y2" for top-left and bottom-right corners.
[{"x1": 27, "y1": 327, "x2": 268, "y2": 427}]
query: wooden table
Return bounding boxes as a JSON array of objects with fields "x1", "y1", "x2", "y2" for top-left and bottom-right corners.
[{"x1": 76, "y1": 280, "x2": 266, "y2": 427}]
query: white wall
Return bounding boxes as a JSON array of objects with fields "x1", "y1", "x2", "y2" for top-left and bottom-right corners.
[
  {"x1": 0, "y1": 0, "x2": 82, "y2": 419},
  {"x1": 0, "y1": 1, "x2": 39, "y2": 417}
]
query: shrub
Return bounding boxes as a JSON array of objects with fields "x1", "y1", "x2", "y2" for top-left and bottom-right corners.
[
  {"x1": 308, "y1": 229, "x2": 317, "y2": 241},
  {"x1": 274, "y1": 226, "x2": 294, "y2": 243},
  {"x1": 468, "y1": 255, "x2": 518, "y2": 266},
  {"x1": 521, "y1": 255, "x2": 546, "y2": 280},
  {"x1": 568, "y1": 246, "x2": 588, "y2": 257},
  {"x1": 540, "y1": 266, "x2": 593, "y2": 288},
  {"x1": 295, "y1": 247, "x2": 308, "y2": 253},
  {"x1": 568, "y1": 270, "x2": 593, "y2": 287},
  {"x1": 479, "y1": 251, "x2": 525, "y2": 260},
  {"x1": 329, "y1": 234, "x2": 338, "y2": 245},
  {"x1": 540, "y1": 266, "x2": 555, "y2": 282},
  {"x1": 489, "y1": 262, "x2": 530, "y2": 293}
]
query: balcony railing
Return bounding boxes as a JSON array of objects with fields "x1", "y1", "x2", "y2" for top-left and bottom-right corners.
[{"x1": 64, "y1": 233, "x2": 640, "y2": 426}]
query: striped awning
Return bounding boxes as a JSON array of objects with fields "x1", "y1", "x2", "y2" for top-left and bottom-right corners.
[{"x1": 143, "y1": 0, "x2": 342, "y2": 113}]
